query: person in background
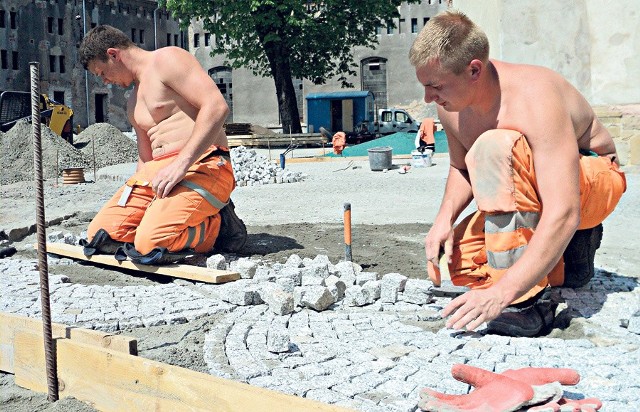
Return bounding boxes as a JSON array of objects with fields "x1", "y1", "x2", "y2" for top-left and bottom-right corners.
[{"x1": 415, "y1": 117, "x2": 437, "y2": 153}]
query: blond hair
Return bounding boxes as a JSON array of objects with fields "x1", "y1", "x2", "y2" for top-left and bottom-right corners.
[{"x1": 409, "y1": 10, "x2": 489, "y2": 74}]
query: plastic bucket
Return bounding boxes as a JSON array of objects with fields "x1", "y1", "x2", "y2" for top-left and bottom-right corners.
[
  {"x1": 411, "y1": 150, "x2": 433, "y2": 168},
  {"x1": 368, "y1": 146, "x2": 393, "y2": 171}
]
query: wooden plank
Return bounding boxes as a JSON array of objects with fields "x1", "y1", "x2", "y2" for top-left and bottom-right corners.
[
  {"x1": 44, "y1": 242, "x2": 241, "y2": 285},
  {"x1": 0, "y1": 312, "x2": 136, "y2": 374},
  {"x1": 14, "y1": 331, "x2": 355, "y2": 412}
]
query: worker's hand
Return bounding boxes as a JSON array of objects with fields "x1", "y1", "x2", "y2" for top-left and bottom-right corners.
[
  {"x1": 332, "y1": 132, "x2": 346, "y2": 155},
  {"x1": 152, "y1": 159, "x2": 189, "y2": 199},
  {"x1": 424, "y1": 222, "x2": 453, "y2": 286},
  {"x1": 442, "y1": 287, "x2": 508, "y2": 331}
]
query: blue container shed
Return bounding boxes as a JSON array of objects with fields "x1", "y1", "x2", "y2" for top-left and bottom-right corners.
[{"x1": 306, "y1": 91, "x2": 375, "y2": 134}]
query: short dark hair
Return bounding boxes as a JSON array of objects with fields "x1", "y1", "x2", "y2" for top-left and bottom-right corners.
[{"x1": 79, "y1": 25, "x2": 134, "y2": 69}]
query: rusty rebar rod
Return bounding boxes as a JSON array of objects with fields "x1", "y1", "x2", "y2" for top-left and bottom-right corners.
[{"x1": 30, "y1": 61, "x2": 59, "y2": 402}]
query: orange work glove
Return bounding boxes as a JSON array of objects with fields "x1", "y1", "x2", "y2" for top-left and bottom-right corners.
[
  {"x1": 418, "y1": 364, "x2": 600, "y2": 412},
  {"x1": 332, "y1": 131, "x2": 346, "y2": 155}
]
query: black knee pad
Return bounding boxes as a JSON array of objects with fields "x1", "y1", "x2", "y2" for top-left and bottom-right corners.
[
  {"x1": 79, "y1": 228, "x2": 123, "y2": 256},
  {"x1": 120, "y1": 242, "x2": 194, "y2": 265}
]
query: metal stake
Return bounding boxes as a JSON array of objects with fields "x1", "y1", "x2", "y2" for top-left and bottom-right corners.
[{"x1": 344, "y1": 203, "x2": 352, "y2": 262}]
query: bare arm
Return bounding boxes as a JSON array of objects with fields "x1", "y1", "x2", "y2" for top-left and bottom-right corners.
[{"x1": 426, "y1": 116, "x2": 474, "y2": 284}]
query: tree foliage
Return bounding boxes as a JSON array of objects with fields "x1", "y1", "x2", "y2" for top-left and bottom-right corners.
[{"x1": 160, "y1": 0, "x2": 421, "y2": 133}]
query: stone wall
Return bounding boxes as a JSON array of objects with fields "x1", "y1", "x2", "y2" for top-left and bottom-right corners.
[{"x1": 595, "y1": 105, "x2": 640, "y2": 166}]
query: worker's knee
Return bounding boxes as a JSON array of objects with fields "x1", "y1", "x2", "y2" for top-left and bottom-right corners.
[
  {"x1": 467, "y1": 129, "x2": 524, "y2": 167},
  {"x1": 133, "y1": 225, "x2": 172, "y2": 255}
]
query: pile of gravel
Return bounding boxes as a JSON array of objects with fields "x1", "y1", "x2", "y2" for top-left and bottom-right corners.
[
  {"x1": 0, "y1": 120, "x2": 91, "y2": 185},
  {"x1": 74, "y1": 123, "x2": 138, "y2": 169},
  {"x1": 230, "y1": 146, "x2": 306, "y2": 186}
]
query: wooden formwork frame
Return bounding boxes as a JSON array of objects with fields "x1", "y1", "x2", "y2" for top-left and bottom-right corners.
[{"x1": 1, "y1": 312, "x2": 353, "y2": 412}]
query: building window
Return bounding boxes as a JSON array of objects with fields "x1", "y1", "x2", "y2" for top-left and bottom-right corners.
[
  {"x1": 53, "y1": 91, "x2": 65, "y2": 104},
  {"x1": 0, "y1": 10, "x2": 5, "y2": 28},
  {"x1": 1, "y1": 50, "x2": 7, "y2": 69},
  {"x1": 166, "y1": 33, "x2": 171, "y2": 46},
  {"x1": 204, "y1": 33, "x2": 210, "y2": 47},
  {"x1": 398, "y1": 19, "x2": 405, "y2": 34},
  {"x1": 131, "y1": 28, "x2": 136, "y2": 42},
  {"x1": 361, "y1": 57, "x2": 388, "y2": 110},
  {"x1": 59, "y1": 56, "x2": 65, "y2": 73},
  {"x1": 423, "y1": 17, "x2": 430, "y2": 27},
  {"x1": 411, "y1": 18, "x2": 418, "y2": 33},
  {"x1": 48, "y1": 17, "x2": 54, "y2": 33},
  {"x1": 375, "y1": 26, "x2": 381, "y2": 35},
  {"x1": 209, "y1": 66, "x2": 233, "y2": 122},
  {"x1": 10, "y1": 11, "x2": 16, "y2": 29},
  {"x1": 139, "y1": 29, "x2": 144, "y2": 44},
  {"x1": 49, "y1": 55, "x2": 56, "y2": 72},
  {"x1": 174, "y1": 34, "x2": 178, "y2": 46},
  {"x1": 58, "y1": 18, "x2": 63, "y2": 35},
  {"x1": 11, "y1": 51, "x2": 18, "y2": 70},
  {"x1": 194, "y1": 33, "x2": 200, "y2": 48},
  {"x1": 386, "y1": 24, "x2": 394, "y2": 35}
]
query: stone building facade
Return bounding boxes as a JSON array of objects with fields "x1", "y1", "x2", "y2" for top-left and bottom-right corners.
[
  {"x1": 2, "y1": 1, "x2": 638, "y2": 165},
  {"x1": 0, "y1": 0, "x2": 183, "y2": 131}
]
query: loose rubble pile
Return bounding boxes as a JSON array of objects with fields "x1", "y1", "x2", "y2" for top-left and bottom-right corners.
[
  {"x1": 74, "y1": 123, "x2": 138, "y2": 169},
  {"x1": 1, "y1": 120, "x2": 305, "y2": 187},
  {"x1": 230, "y1": 146, "x2": 307, "y2": 186},
  {"x1": 0, "y1": 121, "x2": 138, "y2": 185},
  {"x1": 48, "y1": 230, "x2": 431, "y2": 316},
  {"x1": 0, "y1": 120, "x2": 91, "y2": 184},
  {"x1": 51, "y1": 230, "x2": 408, "y2": 317},
  {"x1": 210, "y1": 253, "x2": 432, "y2": 315}
]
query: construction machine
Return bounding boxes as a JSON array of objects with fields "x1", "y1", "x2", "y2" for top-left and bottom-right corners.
[{"x1": 0, "y1": 90, "x2": 74, "y2": 143}]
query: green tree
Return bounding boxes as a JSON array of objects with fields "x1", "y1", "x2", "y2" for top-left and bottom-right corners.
[{"x1": 160, "y1": 0, "x2": 421, "y2": 133}]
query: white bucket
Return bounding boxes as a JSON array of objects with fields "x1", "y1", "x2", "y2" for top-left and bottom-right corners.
[{"x1": 411, "y1": 150, "x2": 433, "y2": 168}]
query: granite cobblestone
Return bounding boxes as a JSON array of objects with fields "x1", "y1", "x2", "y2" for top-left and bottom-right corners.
[{"x1": 2, "y1": 257, "x2": 639, "y2": 411}]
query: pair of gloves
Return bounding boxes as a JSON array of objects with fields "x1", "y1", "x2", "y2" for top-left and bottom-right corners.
[{"x1": 419, "y1": 364, "x2": 602, "y2": 412}]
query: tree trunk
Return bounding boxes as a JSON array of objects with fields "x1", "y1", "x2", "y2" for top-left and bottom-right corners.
[{"x1": 264, "y1": 46, "x2": 303, "y2": 134}]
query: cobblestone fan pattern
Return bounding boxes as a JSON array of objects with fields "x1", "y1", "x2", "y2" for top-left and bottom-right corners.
[{"x1": 2, "y1": 256, "x2": 639, "y2": 411}]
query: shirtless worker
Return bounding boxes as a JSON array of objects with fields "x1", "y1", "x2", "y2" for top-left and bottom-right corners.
[
  {"x1": 78, "y1": 25, "x2": 247, "y2": 264},
  {"x1": 409, "y1": 11, "x2": 626, "y2": 337}
]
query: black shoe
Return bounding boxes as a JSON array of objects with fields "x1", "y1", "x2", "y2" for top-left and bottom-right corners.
[
  {"x1": 486, "y1": 288, "x2": 556, "y2": 338},
  {"x1": 214, "y1": 200, "x2": 247, "y2": 253},
  {"x1": 563, "y1": 224, "x2": 603, "y2": 288}
]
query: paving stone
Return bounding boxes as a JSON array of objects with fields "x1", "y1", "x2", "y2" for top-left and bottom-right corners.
[
  {"x1": 300, "y1": 285, "x2": 335, "y2": 311},
  {"x1": 229, "y1": 257, "x2": 258, "y2": 279},
  {"x1": 380, "y1": 273, "x2": 408, "y2": 303}
]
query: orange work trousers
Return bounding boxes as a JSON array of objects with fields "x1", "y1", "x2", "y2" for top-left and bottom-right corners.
[
  {"x1": 87, "y1": 146, "x2": 236, "y2": 255},
  {"x1": 449, "y1": 129, "x2": 626, "y2": 303}
]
